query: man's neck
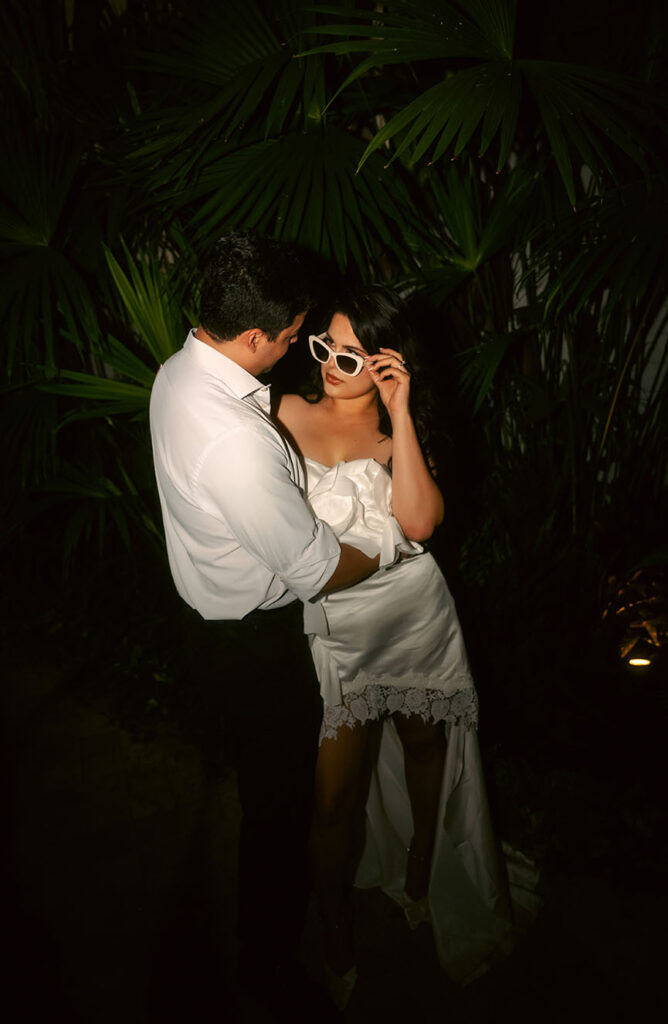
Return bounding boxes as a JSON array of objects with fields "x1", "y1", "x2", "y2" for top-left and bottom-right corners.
[
  {"x1": 194, "y1": 325, "x2": 253, "y2": 372},
  {"x1": 195, "y1": 324, "x2": 227, "y2": 351}
]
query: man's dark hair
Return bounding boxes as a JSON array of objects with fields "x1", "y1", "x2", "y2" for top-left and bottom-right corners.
[{"x1": 199, "y1": 231, "x2": 317, "y2": 341}]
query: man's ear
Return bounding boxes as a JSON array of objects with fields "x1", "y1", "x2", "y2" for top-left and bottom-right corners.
[{"x1": 240, "y1": 328, "x2": 266, "y2": 352}]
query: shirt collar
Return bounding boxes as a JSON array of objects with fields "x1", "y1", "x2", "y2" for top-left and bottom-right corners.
[{"x1": 184, "y1": 329, "x2": 271, "y2": 412}]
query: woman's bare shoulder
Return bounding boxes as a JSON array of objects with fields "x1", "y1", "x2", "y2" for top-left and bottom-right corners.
[
  {"x1": 276, "y1": 392, "x2": 316, "y2": 426},
  {"x1": 277, "y1": 392, "x2": 311, "y2": 411}
]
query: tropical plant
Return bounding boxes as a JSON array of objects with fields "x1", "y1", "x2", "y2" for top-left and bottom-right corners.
[{"x1": 2, "y1": 0, "x2": 666, "y2": 734}]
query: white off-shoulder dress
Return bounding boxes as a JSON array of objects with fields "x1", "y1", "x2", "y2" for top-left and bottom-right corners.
[{"x1": 304, "y1": 457, "x2": 535, "y2": 985}]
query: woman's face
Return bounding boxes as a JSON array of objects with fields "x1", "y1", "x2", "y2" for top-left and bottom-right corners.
[{"x1": 319, "y1": 313, "x2": 376, "y2": 399}]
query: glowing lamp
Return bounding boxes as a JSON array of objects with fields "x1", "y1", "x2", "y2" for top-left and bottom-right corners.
[{"x1": 625, "y1": 638, "x2": 656, "y2": 668}]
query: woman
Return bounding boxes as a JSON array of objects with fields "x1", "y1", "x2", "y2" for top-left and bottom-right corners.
[{"x1": 276, "y1": 285, "x2": 515, "y2": 1004}]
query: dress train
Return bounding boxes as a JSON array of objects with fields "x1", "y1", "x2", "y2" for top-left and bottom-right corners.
[{"x1": 355, "y1": 719, "x2": 540, "y2": 985}]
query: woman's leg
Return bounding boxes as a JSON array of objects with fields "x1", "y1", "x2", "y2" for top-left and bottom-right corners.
[
  {"x1": 310, "y1": 719, "x2": 373, "y2": 975},
  {"x1": 393, "y1": 713, "x2": 447, "y2": 901}
]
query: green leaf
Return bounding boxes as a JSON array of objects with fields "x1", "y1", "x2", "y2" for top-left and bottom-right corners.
[
  {"x1": 104, "y1": 242, "x2": 188, "y2": 366},
  {"x1": 136, "y1": 0, "x2": 282, "y2": 85},
  {"x1": 460, "y1": 333, "x2": 515, "y2": 412},
  {"x1": 0, "y1": 124, "x2": 101, "y2": 376},
  {"x1": 121, "y1": 4, "x2": 336, "y2": 191},
  {"x1": 303, "y1": 1, "x2": 509, "y2": 62},
  {"x1": 301, "y1": 4, "x2": 657, "y2": 204},
  {"x1": 183, "y1": 128, "x2": 426, "y2": 276},
  {"x1": 521, "y1": 61, "x2": 652, "y2": 206},
  {"x1": 101, "y1": 336, "x2": 158, "y2": 389},
  {"x1": 39, "y1": 368, "x2": 151, "y2": 419}
]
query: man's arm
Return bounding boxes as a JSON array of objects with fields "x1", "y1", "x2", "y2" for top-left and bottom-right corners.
[
  {"x1": 320, "y1": 543, "x2": 380, "y2": 595},
  {"x1": 198, "y1": 429, "x2": 353, "y2": 600}
]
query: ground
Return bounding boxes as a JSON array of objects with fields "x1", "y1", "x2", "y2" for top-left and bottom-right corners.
[{"x1": 3, "y1": 638, "x2": 666, "y2": 1023}]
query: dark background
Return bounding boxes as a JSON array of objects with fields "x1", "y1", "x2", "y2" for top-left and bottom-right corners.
[{"x1": 1, "y1": 1, "x2": 667, "y2": 1020}]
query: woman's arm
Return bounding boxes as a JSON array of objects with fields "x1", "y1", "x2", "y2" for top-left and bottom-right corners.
[{"x1": 367, "y1": 349, "x2": 444, "y2": 541}]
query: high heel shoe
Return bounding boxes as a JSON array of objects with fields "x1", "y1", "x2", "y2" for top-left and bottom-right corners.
[
  {"x1": 397, "y1": 889, "x2": 431, "y2": 929},
  {"x1": 324, "y1": 963, "x2": 358, "y2": 1011}
]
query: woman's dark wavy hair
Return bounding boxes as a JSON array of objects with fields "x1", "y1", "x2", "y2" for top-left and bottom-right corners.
[{"x1": 307, "y1": 283, "x2": 435, "y2": 451}]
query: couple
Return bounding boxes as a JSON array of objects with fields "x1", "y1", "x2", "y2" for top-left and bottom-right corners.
[{"x1": 149, "y1": 232, "x2": 513, "y2": 1015}]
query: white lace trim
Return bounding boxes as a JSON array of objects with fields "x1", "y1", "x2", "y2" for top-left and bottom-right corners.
[{"x1": 320, "y1": 682, "x2": 479, "y2": 743}]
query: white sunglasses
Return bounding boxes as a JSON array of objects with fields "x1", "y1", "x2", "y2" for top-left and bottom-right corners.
[{"x1": 308, "y1": 333, "x2": 366, "y2": 377}]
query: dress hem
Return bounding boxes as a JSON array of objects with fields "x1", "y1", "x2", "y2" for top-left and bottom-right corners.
[{"x1": 320, "y1": 681, "x2": 479, "y2": 742}]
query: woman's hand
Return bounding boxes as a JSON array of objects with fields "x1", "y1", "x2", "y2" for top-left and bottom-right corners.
[{"x1": 366, "y1": 347, "x2": 411, "y2": 420}]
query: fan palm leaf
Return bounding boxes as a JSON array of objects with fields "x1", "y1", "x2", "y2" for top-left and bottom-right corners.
[
  {"x1": 537, "y1": 177, "x2": 668, "y2": 321},
  {"x1": 460, "y1": 332, "x2": 516, "y2": 414},
  {"x1": 121, "y1": 0, "x2": 329, "y2": 197},
  {"x1": 39, "y1": 241, "x2": 190, "y2": 419},
  {"x1": 0, "y1": 123, "x2": 101, "y2": 376},
  {"x1": 34, "y1": 458, "x2": 163, "y2": 567},
  {"x1": 304, "y1": 0, "x2": 659, "y2": 205},
  {"x1": 183, "y1": 127, "x2": 427, "y2": 274},
  {"x1": 40, "y1": 369, "x2": 153, "y2": 422},
  {"x1": 421, "y1": 160, "x2": 538, "y2": 271},
  {"x1": 103, "y1": 241, "x2": 191, "y2": 366}
]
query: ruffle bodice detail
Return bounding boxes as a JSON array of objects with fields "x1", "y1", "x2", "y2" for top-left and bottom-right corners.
[{"x1": 305, "y1": 458, "x2": 423, "y2": 567}]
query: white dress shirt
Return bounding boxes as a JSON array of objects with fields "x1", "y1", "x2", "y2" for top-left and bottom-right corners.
[{"x1": 149, "y1": 330, "x2": 340, "y2": 619}]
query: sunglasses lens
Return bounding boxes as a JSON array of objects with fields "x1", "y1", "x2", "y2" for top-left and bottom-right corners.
[
  {"x1": 336, "y1": 354, "x2": 360, "y2": 375},
  {"x1": 311, "y1": 336, "x2": 364, "y2": 376},
  {"x1": 312, "y1": 338, "x2": 330, "y2": 363}
]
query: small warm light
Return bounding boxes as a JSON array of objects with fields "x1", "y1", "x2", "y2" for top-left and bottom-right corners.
[{"x1": 624, "y1": 637, "x2": 657, "y2": 668}]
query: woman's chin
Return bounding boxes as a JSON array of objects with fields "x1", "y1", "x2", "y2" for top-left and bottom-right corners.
[{"x1": 323, "y1": 376, "x2": 344, "y2": 395}]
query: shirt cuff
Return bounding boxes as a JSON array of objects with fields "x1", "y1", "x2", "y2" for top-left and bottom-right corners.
[{"x1": 280, "y1": 519, "x2": 341, "y2": 602}]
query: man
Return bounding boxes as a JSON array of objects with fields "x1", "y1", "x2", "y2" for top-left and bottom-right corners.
[{"x1": 149, "y1": 232, "x2": 379, "y2": 1012}]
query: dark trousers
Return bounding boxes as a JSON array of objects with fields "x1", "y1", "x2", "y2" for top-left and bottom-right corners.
[{"x1": 181, "y1": 600, "x2": 323, "y2": 974}]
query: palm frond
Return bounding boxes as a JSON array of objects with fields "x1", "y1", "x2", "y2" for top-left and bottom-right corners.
[
  {"x1": 304, "y1": 2, "x2": 658, "y2": 205},
  {"x1": 0, "y1": 125, "x2": 101, "y2": 376},
  {"x1": 305, "y1": 1, "x2": 511, "y2": 66},
  {"x1": 39, "y1": 369, "x2": 151, "y2": 421},
  {"x1": 104, "y1": 242, "x2": 190, "y2": 366},
  {"x1": 1, "y1": 379, "x2": 59, "y2": 491},
  {"x1": 120, "y1": 3, "x2": 331, "y2": 192},
  {"x1": 412, "y1": 160, "x2": 537, "y2": 302},
  {"x1": 520, "y1": 61, "x2": 653, "y2": 206},
  {"x1": 37, "y1": 326, "x2": 161, "y2": 421},
  {"x1": 36, "y1": 459, "x2": 162, "y2": 566},
  {"x1": 183, "y1": 127, "x2": 427, "y2": 275},
  {"x1": 459, "y1": 332, "x2": 515, "y2": 413},
  {"x1": 136, "y1": 0, "x2": 282, "y2": 84},
  {"x1": 536, "y1": 178, "x2": 668, "y2": 321}
]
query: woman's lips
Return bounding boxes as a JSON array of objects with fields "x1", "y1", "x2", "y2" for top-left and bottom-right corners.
[{"x1": 325, "y1": 372, "x2": 342, "y2": 385}]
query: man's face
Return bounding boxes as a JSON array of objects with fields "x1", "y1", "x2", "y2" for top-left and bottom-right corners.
[{"x1": 256, "y1": 311, "x2": 306, "y2": 373}]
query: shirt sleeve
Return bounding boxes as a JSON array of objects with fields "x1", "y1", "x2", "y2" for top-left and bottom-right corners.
[{"x1": 195, "y1": 423, "x2": 340, "y2": 601}]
